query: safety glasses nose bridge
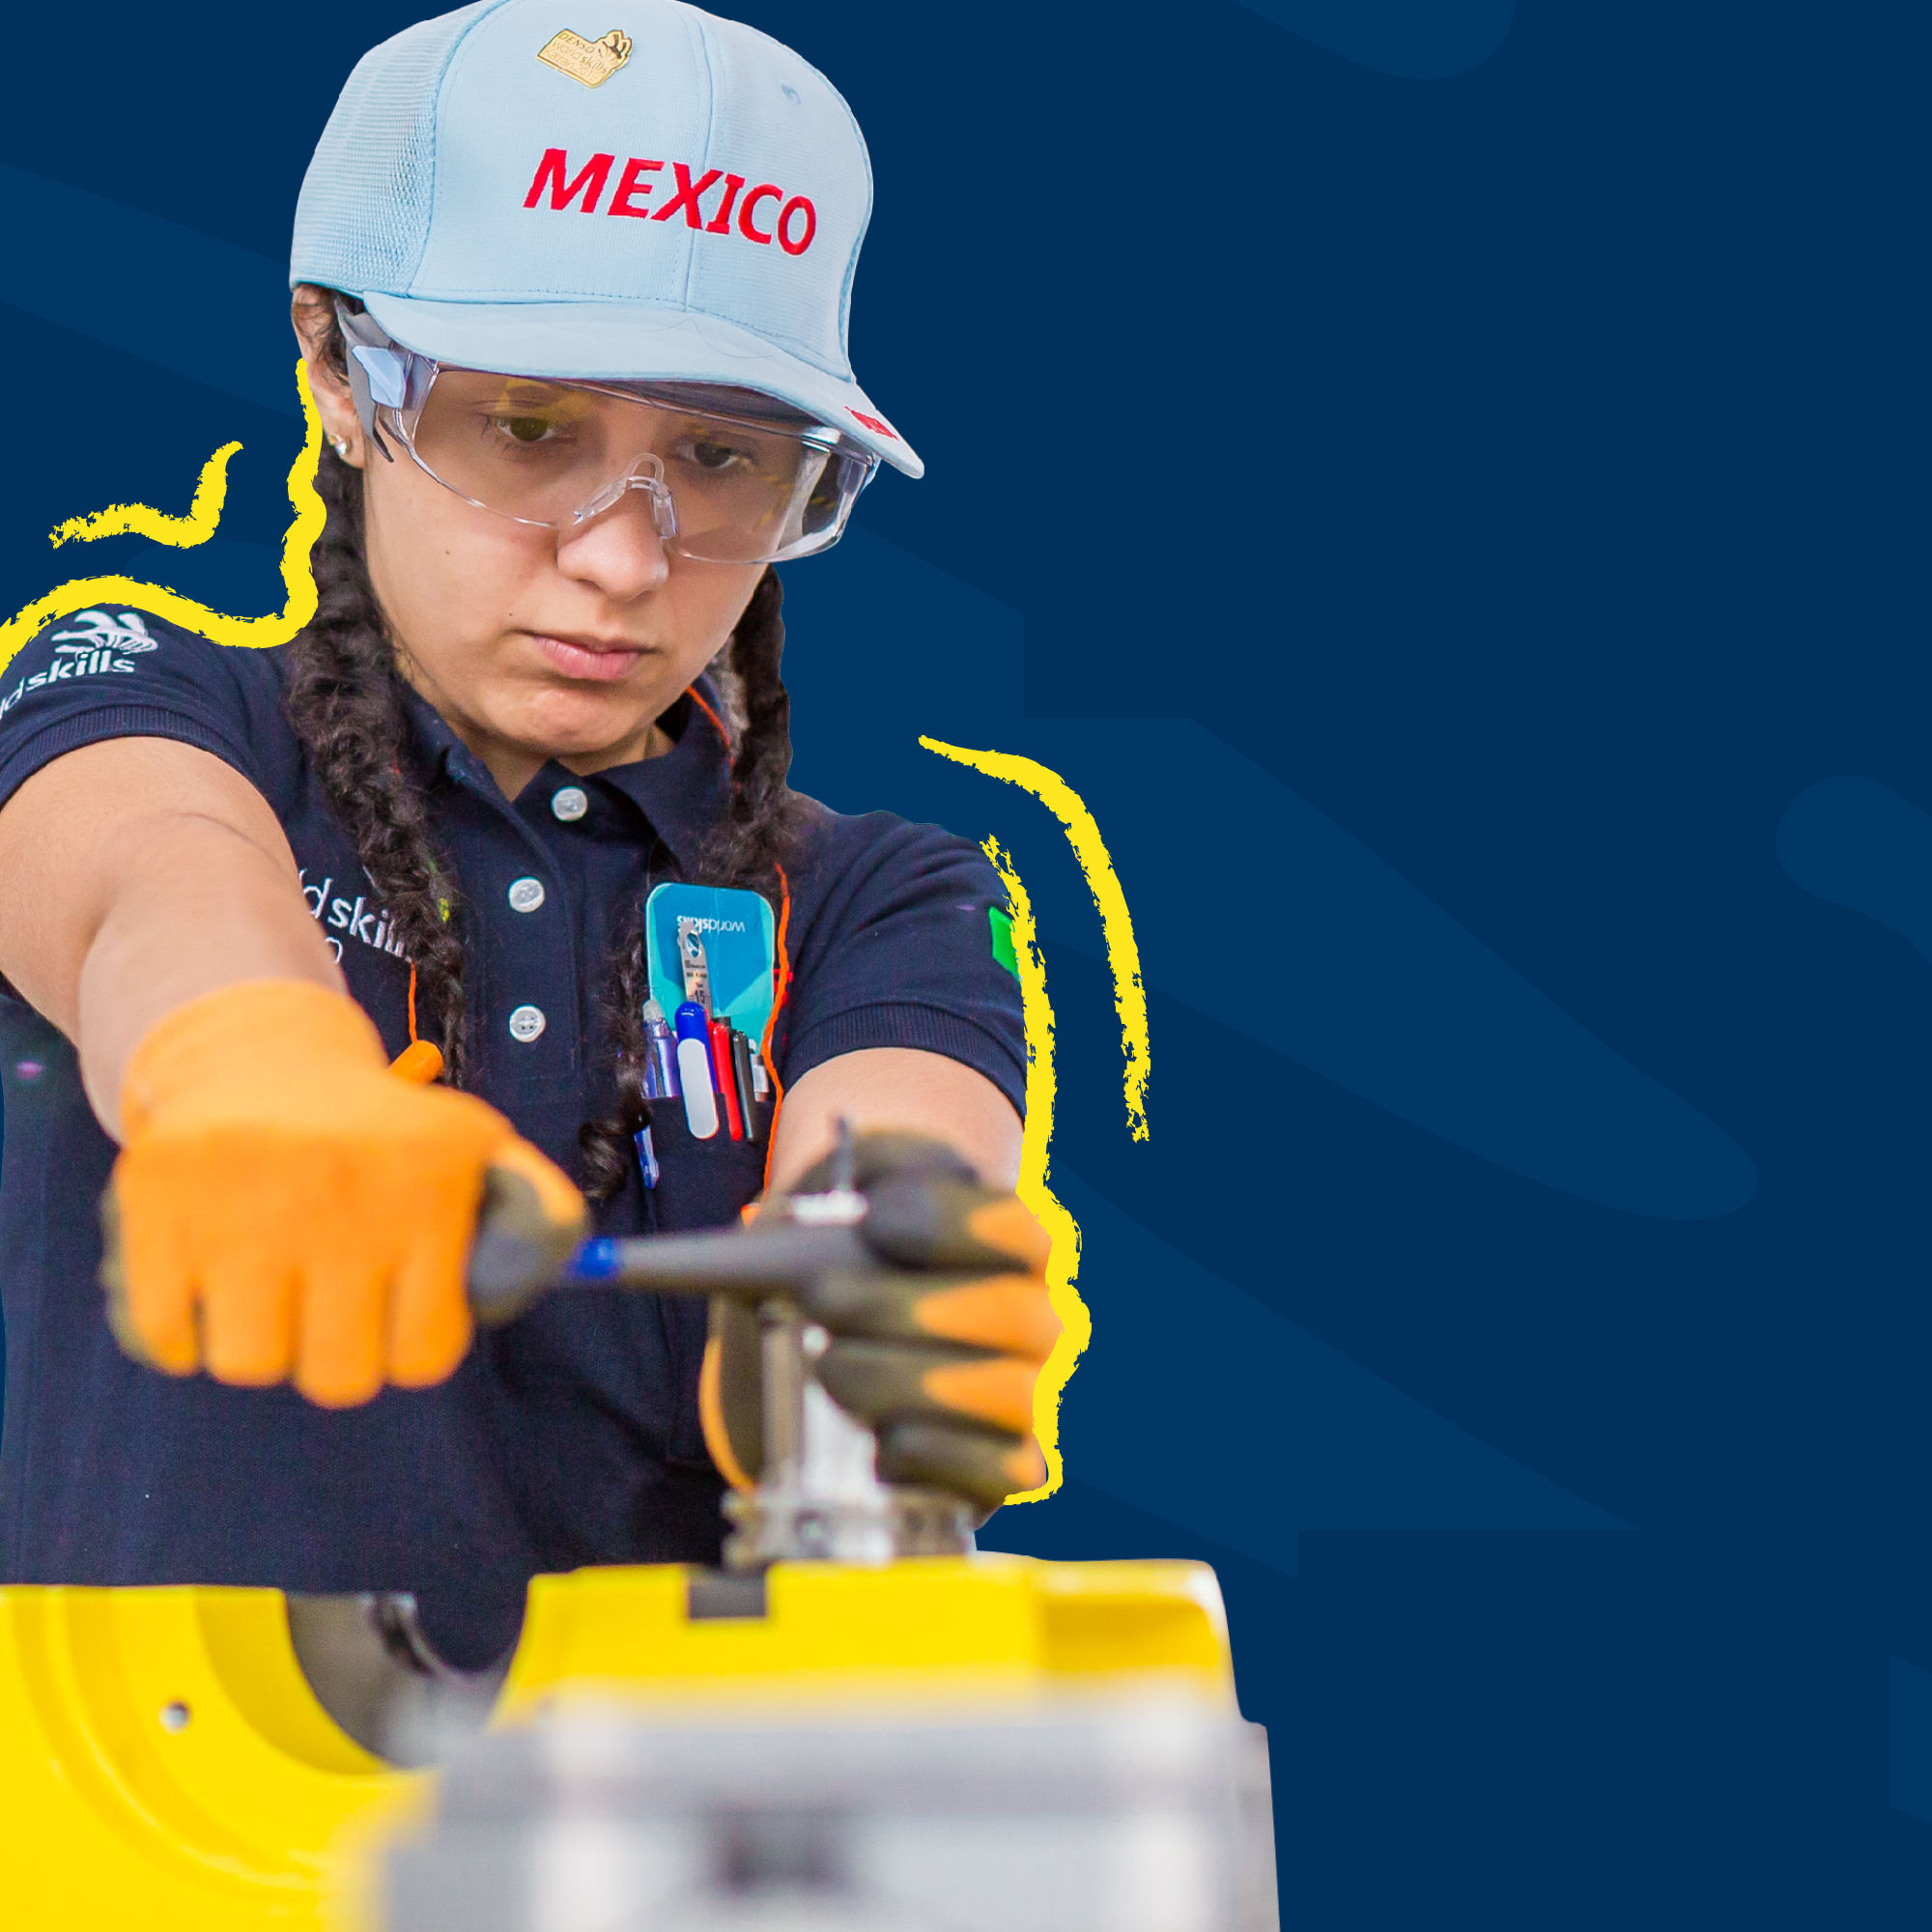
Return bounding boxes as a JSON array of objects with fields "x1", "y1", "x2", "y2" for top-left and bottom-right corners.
[{"x1": 570, "y1": 453, "x2": 679, "y2": 537}]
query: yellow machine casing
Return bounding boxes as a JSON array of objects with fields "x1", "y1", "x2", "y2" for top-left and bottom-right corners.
[{"x1": 0, "y1": 1555, "x2": 1236, "y2": 1928}]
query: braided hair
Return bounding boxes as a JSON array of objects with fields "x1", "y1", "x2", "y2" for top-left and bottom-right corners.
[
  {"x1": 285, "y1": 294, "x2": 803, "y2": 1199},
  {"x1": 575, "y1": 565, "x2": 799, "y2": 1199}
]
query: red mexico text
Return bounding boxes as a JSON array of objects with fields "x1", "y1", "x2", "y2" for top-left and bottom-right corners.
[{"x1": 523, "y1": 149, "x2": 818, "y2": 255}]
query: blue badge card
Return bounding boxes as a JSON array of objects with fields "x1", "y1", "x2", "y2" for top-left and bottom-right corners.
[{"x1": 644, "y1": 882, "x2": 778, "y2": 1045}]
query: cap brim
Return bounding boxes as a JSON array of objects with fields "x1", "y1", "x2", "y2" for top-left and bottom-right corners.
[{"x1": 360, "y1": 294, "x2": 922, "y2": 479}]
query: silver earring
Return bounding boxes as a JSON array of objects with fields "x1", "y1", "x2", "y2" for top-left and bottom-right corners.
[{"x1": 329, "y1": 436, "x2": 350, "y2": 457}]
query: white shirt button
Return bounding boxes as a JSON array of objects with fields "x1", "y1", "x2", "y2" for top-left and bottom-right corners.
[
  {"x1": 507, "y1": 1005, "x2": 547, "y2": 1044},
  {"x1": 550, "y1": 786, "x2": 588, "y2": 822},
  {"x1": 507, "y1": 877, "x2": 546, "y2": 914}
]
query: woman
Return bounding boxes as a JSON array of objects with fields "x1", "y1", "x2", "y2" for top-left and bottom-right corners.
[{"x1": 0, "y1": 0, "x2": 1052, "y2": 1669}]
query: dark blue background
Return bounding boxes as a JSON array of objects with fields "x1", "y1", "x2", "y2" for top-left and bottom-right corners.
[{"x1": 2, "y1": 0, "x2": 1929, "y2": 1920}]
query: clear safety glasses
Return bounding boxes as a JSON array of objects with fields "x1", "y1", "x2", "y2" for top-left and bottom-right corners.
[{"x1": 365, "y1": 360, "x2": 879, "y2": 566}]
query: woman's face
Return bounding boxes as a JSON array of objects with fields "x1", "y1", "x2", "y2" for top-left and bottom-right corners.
[{"x1": 298, "y1": 300, "x2": 764, "y2": 798}]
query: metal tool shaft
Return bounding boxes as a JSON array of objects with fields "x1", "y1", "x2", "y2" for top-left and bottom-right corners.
[
  {"x1": 564, "y1": 1221, "x2": 871, "y2": 1297},
  {"x1": 462, "y1": 1125, "x2": 972, "y2": 1567},
  {"x1": 467, "y1": 1215, "x2": 870, "y2": 1323}
]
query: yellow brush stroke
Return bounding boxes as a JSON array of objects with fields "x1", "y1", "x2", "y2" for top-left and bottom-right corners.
[
  {"x1": 47, "y1": 440, "x2": 242, "y2": 551},
  {"x1": 3, "y1": 387, "x2": 1099, "y2": 1505},
  {"x1": 0, "y1": 362, "x2": 325, "y2": 678},
  {"x1": 922, "y1": 739, "x2": 1151, "y2": 1141},
  {"x1": 984, "y1": 835, "x2": 1090, "y2": 1504}
]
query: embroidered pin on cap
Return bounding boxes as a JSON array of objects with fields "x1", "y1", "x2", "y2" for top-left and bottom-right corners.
[
  {"x1": 291, "y1": 0, "x2": 922, "y2": 478},
  {"x1": 537, "y1": 26, "x2": 631, "y2": 87}
]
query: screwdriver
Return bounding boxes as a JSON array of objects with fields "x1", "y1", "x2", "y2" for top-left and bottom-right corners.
[{"x1": 467, "y1": 1121, "x2": 867, "y2": 1321}]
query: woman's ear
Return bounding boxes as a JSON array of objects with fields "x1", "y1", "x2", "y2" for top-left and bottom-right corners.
[{"x1": 290, "y1": 285, "x2": 367, "y2": 469}]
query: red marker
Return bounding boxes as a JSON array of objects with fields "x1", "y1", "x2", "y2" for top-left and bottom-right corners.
[{"x1": 708, "y1": 1019, "x2": 744, "y2": 1140}]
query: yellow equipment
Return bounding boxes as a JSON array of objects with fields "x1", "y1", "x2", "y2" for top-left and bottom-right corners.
[
  {"x1": 0, "y1": 1144, "x2": 1271, "y2": 1928},
  {"x1": 0, "y1": 1555, "x2": 1238, "y2": 1927}
]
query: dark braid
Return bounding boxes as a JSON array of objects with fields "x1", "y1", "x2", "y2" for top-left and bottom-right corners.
[
  {"x1": 577, "y1": 568, "x2": 804, "y2": 1199},
  {"x1": 287, "y1": 289, "x2": 805, "y2": 1200},
  {"x1": 700, "y1": 568, "x2": 801, "y2": 888},
  {"x1": 285, "y1": 442, "x2": 471, "y2": 1082}
]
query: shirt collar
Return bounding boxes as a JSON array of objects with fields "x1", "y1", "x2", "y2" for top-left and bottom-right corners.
[
  {"x1": 402, "y1": 679, "x2": 733, "y2": 877},
  {"x1": 591, "y1": 686, "x2": 734, "y2": 873}
]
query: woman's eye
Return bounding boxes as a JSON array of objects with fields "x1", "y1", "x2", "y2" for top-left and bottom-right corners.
[
  {"x1": 682, "y1": 439, "x2": 751, "y2": 474},
  {"x1": 489, "y1": 414, "x2": 561, "y2": 446}
]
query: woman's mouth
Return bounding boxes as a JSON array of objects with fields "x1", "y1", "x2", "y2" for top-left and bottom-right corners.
[{"x1": 528, "y1": 634, "x2": 650, "y2": 682}]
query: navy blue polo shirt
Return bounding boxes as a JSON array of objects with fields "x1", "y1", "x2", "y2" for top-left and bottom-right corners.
[{"x1": 0, "y1": 606, "x2": 1024, "y2": 1666}]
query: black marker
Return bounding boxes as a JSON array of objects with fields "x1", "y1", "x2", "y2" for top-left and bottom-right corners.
[{"x1": 731, "y1": 1030, "x2": 762, "y2": 1143}]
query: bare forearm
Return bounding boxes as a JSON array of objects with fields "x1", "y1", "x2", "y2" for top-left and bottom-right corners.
[
  {"x1": 72, "y1": 816, "x2": 342, "y2": 1134},
  {"x1": 767, "y1": 1047, "x2": 1023, "y2": 1194},
  {"x1": 0, "y1": 740, "x2": 342, "y2": 1139}
]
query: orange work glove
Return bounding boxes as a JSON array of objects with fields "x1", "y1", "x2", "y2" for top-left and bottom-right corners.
[
  {"x1": 101, "y1": 979, "x2": 584, "y2": 1407},
  {"x1": 702, "y1": 1132, "x2": 1060, "y2": 1512}
]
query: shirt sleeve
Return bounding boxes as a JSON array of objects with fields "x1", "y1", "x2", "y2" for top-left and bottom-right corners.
[
  {"x1": 0, "y1": 606, "x2": 272, "y2": 812},
  {"x1": 776, "y1": 809, "x2": 1028, "y2": 1119}
]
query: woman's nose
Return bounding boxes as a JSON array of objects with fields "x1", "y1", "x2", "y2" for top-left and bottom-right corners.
[{"x1": 553, "y1": 487, "x2": 673, "y2": 601}]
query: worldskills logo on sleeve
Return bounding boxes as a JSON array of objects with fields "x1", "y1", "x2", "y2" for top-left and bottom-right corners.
[
  {"x1": 522, "y1": 148, "x2": 819, "y2": 256},
  {"x1": 298, "y1": 868, "x2": 408, "y2": 967},
  {"x1": 0, "y1": 610, "x2": 157, "y2": 724}
]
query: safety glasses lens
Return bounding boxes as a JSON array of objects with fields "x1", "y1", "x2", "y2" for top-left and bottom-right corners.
[{"x1": 403, "y1": 373, "x2": 867, "y2": 561}]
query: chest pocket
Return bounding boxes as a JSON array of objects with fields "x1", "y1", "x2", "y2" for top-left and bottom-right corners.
[
  {"x1": 644, "y1": 1101, "x2": 770, "y2": 1234},
  {"x1": 640, "y1": 1101, "x2": 770, "y2": 1469}
]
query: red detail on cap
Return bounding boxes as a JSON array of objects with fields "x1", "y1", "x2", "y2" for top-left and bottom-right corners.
[
  {"x1": 654, "y1": 162, "x2": 724, "y2": 228},
  {"x1": 608, "y1": 156, "x2": 665, "y2": 218},
  {"x1": 738, "y1": 184, "x2": 781, "y2": 245},
  {"x1": 706, "y1": 175, "x2": 747, "y2": 234},
  {"x1": 523, "y1": 149, "x2": 815, "y2": 257},
  {"x1": 847, "y1": 410, "x2": 897, "y2": 440},
  {"x1": 777, "y1": 196, "x2": 816, "y2": 256},
  {"x1": 525, "y1": 148, "x2": 615, "y2": 213}
]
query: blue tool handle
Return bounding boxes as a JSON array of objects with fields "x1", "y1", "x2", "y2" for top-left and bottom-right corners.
[{"x1": 467, "y1": 1196, "x2": 870, "y2": 1324}]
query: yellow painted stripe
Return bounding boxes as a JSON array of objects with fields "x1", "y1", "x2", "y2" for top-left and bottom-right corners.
[
  {"x1": 975, "y1": 834, "x2": 1090, "y2": 1504},
  {"x1": 0, "y1": 361, "x2": 325, "y2": 676},
  {"x1": 48, "y1": 440, "x2": 242, "y2": 551},
  {"x1": 921, "y1": 740, "x2": 1150, "y2": 1142}
]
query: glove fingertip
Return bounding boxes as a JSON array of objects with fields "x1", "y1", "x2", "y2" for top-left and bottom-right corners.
[
  {"x1": 107, "y1": 1297, "x2": 199, "y2": 1378},
  {"x1": 295, "y1": 1367, "x2": 385, "y2": 1409},
  {"x1": 1002, "y1": 1439, "x2": 1048, "y2": 1492},
  {"x1": 965, "y1": 1197, "x2": 1052, "y2": 1271},
  {"x1": 388, "y1": 1336, "x2": 470, "y2": 1391},
  {"x1": 921, "y1": 1354, "x2": 1038, "y2": 1435},
  {"x1": 862, "y1": 1177, "x2": 1048, "y2": 1274},
  {"x1": 387, "y1": 1281, "x2": 472, "y2": 1388},
  {"x1": 875, "y1": 1418, "x2": 1031, "y2": 1514},
  {"x1": 389, "y1": 1205, "x2": 479, "y2": 1384},
  {"x1": 101, "y1": 1176, "x2": 201, "y2": 1376}
]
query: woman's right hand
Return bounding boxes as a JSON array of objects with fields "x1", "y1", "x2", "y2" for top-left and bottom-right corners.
[{"x1": 102, "y1": 979, "x2": 584, "y2": 1407}]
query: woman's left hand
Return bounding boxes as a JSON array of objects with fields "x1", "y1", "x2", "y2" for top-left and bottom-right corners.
[{"x1": 701, "y1": 1131, "x2": 1060, "y2": 1511}]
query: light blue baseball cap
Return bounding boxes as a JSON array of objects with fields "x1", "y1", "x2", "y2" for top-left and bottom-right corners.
[{"x1": 292, "y1": 0, "x2": 921, "y2": 477}]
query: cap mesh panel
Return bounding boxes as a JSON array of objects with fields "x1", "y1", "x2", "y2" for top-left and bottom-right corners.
[{"x1": 291, "y1": 1, "x2": 497, "y2": 296}]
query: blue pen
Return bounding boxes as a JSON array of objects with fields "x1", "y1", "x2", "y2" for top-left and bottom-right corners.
[
  {"x1": 641, "y1": 998, "x2": 679, "y2": 1098},
  {"x1": 673, "y1": 1001, "x2": 720, "y2": 1139},
  {"x1": 634, "y1": 1122, "x2": 660, "y2": 1189}
]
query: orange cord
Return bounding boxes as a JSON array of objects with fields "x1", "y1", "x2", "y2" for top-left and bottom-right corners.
[
  {"x1": 698, "y1": 1335, "x2": 757, "y2": 1494},
  {"x1": 407, "y1": 962, "x2": 419, "y2": 1045},
  {"x1": 759, "y1": 863, "x2": 792, "y2": 1190},
  {"x1": 685, "y1": 682, "x2": 730, "y2": 750}
]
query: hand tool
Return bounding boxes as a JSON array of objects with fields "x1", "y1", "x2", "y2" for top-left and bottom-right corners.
[{"x1": 469, "y1": 1121, "x2": 980, "y2": 1566}]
